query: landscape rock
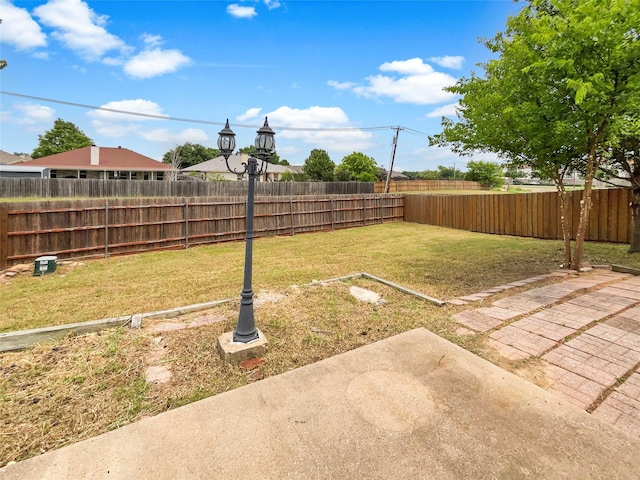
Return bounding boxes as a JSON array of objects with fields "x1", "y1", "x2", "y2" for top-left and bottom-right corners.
[
  {"x1": 349, "y1": 286, "x2": 385, "y2": 305},
  {"x1": 145, "y1": 365, "x2": 172, "y2": 384}
]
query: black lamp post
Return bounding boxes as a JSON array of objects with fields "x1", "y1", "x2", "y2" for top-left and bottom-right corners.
[{"x1": 217, "y1": 118, "x2": 275, "y2": 343}]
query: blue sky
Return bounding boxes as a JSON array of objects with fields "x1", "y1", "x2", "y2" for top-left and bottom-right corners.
[{"x1": 0, "y1": 0, "x2": 521, "y2": 172}]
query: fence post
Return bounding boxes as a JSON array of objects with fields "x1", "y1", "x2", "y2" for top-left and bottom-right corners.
[
  {"x1": 290, "y1": 196, "x2": 295, "y2": 236},
  {"x1": 380, "y1": 195, "x2": 384, "y2": 224},
  {"x1": 104, "y1": 200, "x2": 109, "y2": 258},
  {"x1": 0, "y1": 203, "x2": 8, "y2": 269},
  {"x1": 184, "y1": 199, "x2": 190, "y2": 249}
]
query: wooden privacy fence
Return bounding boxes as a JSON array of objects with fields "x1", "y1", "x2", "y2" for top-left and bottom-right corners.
[
  {"x1": 0, "y1": 178, "x2": 374, "y2": 199},
  {"x1": 0, "y1": 194, "x2": 404, "y2": 268},
  {"x1": 403, "y1": 188, "x2": 632, "y2": 243},
  {"x1": 374, "y1": 180, "x2": 483, "y2": 193}
]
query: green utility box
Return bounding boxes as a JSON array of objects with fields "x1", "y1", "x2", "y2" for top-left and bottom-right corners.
[{"x1": 33, "y1": 256, "x2": 58, "y2": 276}]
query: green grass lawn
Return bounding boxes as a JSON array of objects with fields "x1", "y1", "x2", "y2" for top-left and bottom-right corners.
[
  {"x1": 1, "y1": 220, "x2": 639, "y2": 466},
  {"x1": 2, "y1": 222, "x2": 638, "y2": 333}
]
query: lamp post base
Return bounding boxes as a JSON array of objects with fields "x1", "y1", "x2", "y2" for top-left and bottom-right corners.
[{"x1": 217, "y1": 329, "x2": 268, "y2": 365}]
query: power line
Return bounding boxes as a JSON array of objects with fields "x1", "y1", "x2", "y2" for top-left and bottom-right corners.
[
  {"x1": 402, "y1": 126, "x2": 431, "y2": 138},
  {"x1": 0, "y1": 90, "x2": 396, "y2": 133}
]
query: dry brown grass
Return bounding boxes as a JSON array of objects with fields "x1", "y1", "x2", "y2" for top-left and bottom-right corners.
[{"x1": 1, "y1": 278, "x2": 478, "y2": 466}]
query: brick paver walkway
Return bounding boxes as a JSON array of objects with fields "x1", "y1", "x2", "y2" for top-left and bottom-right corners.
[{"x1": 451, "y1": 269, "x2": 640, "y2": 439}]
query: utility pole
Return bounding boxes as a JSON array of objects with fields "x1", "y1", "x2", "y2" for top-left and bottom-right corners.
[{"x1": 384, "y1": 126, "x2": 403, "y2": 194}]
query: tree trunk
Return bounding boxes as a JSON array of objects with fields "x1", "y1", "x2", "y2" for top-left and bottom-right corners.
[
  {"x1": 571, "y1": 145, "x2": 599, "y2": 269},
  {"x1": 554, "y1": 176, "x2": 572, "y2": 267},
  {"x1": 630, "y1": 187, "x2": 640, "y2": 253}
]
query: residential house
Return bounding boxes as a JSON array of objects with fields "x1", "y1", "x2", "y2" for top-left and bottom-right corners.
[
  {"x1": 0, "y1": 150, "x2": 29, "y2": 165},
  {"x1": 19, "y1": 145, "x2": 175, "y2": 180},
  {"x1": 182, "y1": 154, "x2": 292, "y2": 181},
  {"x1": 0, "y1": 150, "x2": 46, "y2": 178}
]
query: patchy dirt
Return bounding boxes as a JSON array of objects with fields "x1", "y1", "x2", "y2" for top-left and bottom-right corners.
[{"x1": 0, "y1": 275, "x2": 566, "y2": 468}]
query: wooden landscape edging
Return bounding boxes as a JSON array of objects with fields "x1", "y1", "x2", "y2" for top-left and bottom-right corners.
[
  {"x1": 0, "y1": 316, "x2": 132, "y2": 353},
  {"x1": 0, "y1": 273, "x2": 443, "y2": 352}
]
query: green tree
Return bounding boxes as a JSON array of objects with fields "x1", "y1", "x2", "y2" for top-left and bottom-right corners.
[
  {"x1": 31, "y1": 119, "x2": 93, "y2": 158},
  {"x1": 431, "y1": 0, "x2": 640, "y2": 269},
  {"x1": 303, "y1": 149, "x2": 335, "y2": 181},
  {"x1": 436, "y1": 165, "x2": 461, "y2": 180},
  {"x1": 337, "y1": 152, "x2": 379, "y2": 182},
  {"x1": 600, "y1": 117, "x2": 640, "y2": 252},
  {"x1": 279, "y1": 171, "x2": 310, "y2": 182},
  {"x1": 464, "y1": 161, "x2": 504, "y2": 188},
  {"x1": 505, "y1": 167, "x2": 527, "y2": 180},
  {"x1": 162, "y1": 143, "x2": 219, "y2": 169}
]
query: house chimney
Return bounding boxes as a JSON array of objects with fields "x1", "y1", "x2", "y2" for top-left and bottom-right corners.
[{"x1": 91, "y1": 145, "x2": 99, "y2": 165}]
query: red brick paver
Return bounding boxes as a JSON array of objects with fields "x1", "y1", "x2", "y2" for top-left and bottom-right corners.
[
  {"x1": 593, "y1": 371, "x2": 640, "y2": 439},
  {"x1": 452, "y1": 269, "x2": 640, "y2": 437},
  {"x1": 489, "y1": 324, "x2": 557, "y2": 358}
]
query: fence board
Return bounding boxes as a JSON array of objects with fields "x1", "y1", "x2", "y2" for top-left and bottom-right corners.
[
  {"x1": 375, "y1": 180, "x2": 483, "y2": 193},
  {"x1": 0, "y1": 178, "x2": 374, "y2": 199},
  {"x1": 403, "y1": 189, "x2": 632, "y2": 245},
  {"x1": 1, "y1": 195, "x2": 403, "y2": 267}
]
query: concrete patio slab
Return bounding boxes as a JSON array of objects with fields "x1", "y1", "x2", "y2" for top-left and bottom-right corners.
[{"x1": 3, "y1": 328, "x2": 639, "y2": 480}]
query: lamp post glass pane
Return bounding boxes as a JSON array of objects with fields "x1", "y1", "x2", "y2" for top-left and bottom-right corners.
[
  {"x1": 255, "y1": 117, "x2": 275, "y2": 157},
  {"x1": 217, "y1": 120, "x2": 236, "y2": 157},
  {"x1": 218, "y1": 135, "x2": 235, "y2": 153}
]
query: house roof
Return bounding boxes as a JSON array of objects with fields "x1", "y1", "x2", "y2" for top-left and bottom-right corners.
[
  {"x1": 182, "y1": 154, "x2": 292, "y2": 174},
  {"x1": 23, "y1": 146, "x2": 175, "y2": 172},
  {"x1": 0, "y1": 150, "x2": 28, "y2": 165}
]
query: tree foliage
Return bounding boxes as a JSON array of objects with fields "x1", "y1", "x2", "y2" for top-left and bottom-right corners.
[
  {"x1": 279, "y1": 171, "x2": 310, "y2": 182},
  {"x1": 303, "y1": 149, "x2": 335, "y2": 181},
  {"x1": 31, "y1": 119, "x2": 93, "y2": 159},
  {"x1": 430, "y1": 0, "x2": 640, "y2": 268},
  {"x1": 238, "y1": 145, "x2": 288, "y2": 165},
  {"x1": 464, "y1": 161, "x2": 505, "y2": 188},
  {"x1": 337, "y1": 152, "x2": 379, "y2": 182},
  {"x1": 601, "y1": 117, "x2": 640, "y2": 252},
  {"x1": 403, "y1": 166, "x2": 463, "y2": 180},
  {"x1": 162, "y1": 143, "x2": 219, "y2": 169}
]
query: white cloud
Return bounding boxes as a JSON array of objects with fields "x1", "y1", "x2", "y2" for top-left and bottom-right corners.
[
  {"x1": 12, "y1": 103, "x2": 55, "y2": 126},
  {"x1": 141, "y1": 33, "x2": 163, "y2": 48},
  {"x1": 7, "y1": 1, "x2": 190, "y2": 78},
  {"x1": 139, "y1": 128, "x2": 208, "y2": 144},
  {"x1": 265, "y1": 106, "x2": 375, "y2": 152},
  {"x1": 34, "y1": 0, "x2": 128, "y2": 60},
  {"x1": 88, "y1": 99, "x2": 167, "y2": 123},
  {"x1": 380, "y1": 58, "x2": 434, "y2": 75},
  {"x1": 426, "y1": 102, "x2": 459, "y2": 118},
  {"x1": 428, "y1": 55, "x2": 465, "y2": 69},
  {"x1": 89, "y1": 99, "x2": 164, "y2": 136},
  {"x1": 124, "y1": 48, "x2": 192, "y2": 79},
  {"x1": 264, "y1": 0, "x2": 281, "y2": 10},
  {"x1": 87, "y1": 98, "x2": 207, "y2": 145},
  {"x1": 237, "y1": 108, "x2": 263, "y2": 122},
  {"x1": 227, "y1": 4, "x2": 257, "y2": 18},
  {"x1": 327, "y1": 80, "x2": 357, "y2": 90},
  {"x1": 0, "y1": 0, "x2": 47, "y2": 50},
  {"x1": 329, "y1": 57, "x2": 457, "y2": 105}
]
